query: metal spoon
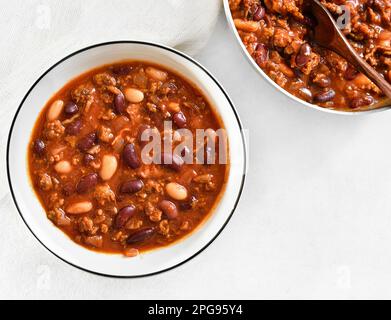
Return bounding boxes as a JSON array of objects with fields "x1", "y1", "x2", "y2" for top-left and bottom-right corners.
[{"x1": 310, "y1": 0, "x2": 391, "y2": 109}]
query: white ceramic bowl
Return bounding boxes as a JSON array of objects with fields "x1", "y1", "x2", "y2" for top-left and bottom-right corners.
[
  {"x1": 7, "y1": 41, "x2": 247, "y2": 277},
  {"x1": 223, "y1": 0, "x2": 390, "y2": 115}
]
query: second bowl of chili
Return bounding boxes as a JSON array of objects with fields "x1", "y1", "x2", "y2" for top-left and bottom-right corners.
[{"x1": 224, "y1": 0, "x2": 391, "y2": 114}]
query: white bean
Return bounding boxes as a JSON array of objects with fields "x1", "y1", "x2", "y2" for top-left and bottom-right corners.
[
  {"x1": 166, "y1": 182, "x2": 188, "y2": 200},
  {"x1": 47, "y1": 100, "x2": 64, "y2": 121},
  {"x1": 124, "y1": 88, "x2": 144, "y2": 103},
  {"x1": 99, "y1": 154, "x2": 118, "y2": 180},
  {"x1": 146, "y1": 67, "x2": 168, "y2": 81},
  {"x1": 233, "y1": 19, "x2": 259, "y2": 32},
  {"x1": 54, "y1": 160, "x2": 72, "y2": 174},
  {"x1": 66, "y1": 201, "x2": 93, "y2": 214}
]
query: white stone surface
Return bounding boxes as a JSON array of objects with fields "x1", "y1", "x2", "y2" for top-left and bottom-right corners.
[{"x1": 2, "y1": 4, "x2": 391, "y2": 300}]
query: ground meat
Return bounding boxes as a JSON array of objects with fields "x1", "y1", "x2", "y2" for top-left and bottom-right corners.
[
  {"x1": 158, "y1": 220, "x2": 170, "y2": 236},
  {"x1": 145, "y1": 202, "x2": 162, "y2": 222},
  {"x1": 45, "y1": 120, "x2": 65, "y2": 140},
  {"x1": 38, "y1": 173, "x2": 53, "y2": 191},
  {"x1": 93, "y1": 73, "x2": 116, "y2": 87},
  {"x1": 325, "y1": 51, "x2": 348, "y2": 73},
  {"x1": 98, "y1": 125, "x2": 114, "y2": 143},
  {"x1": 125, "y1": 218, "x2": 143, "y2": 230},
  {"x1": 273, "y1": 28, "x2": 293, "y2": 47},
  {"x1": 94, "y1": 184, "x2": 116, "y2": 206},
  {"x1": 79, "y1": 216, "x2": 95, "y2": 234},
  {"x1": 300, "y1": 52, "x2": 321, "y2": 75},
  {"x1": 47, "y1": 208, "x2": 71, "y2": 227},
  {"x1": 264, "y1": 0, "x2": 303, "y2": 19},
  {"x1": 71, "y1": 84, "x2": 95, "y2": 106},
  {"x1": 84, "y1": 235, "x2": 103, "y2": 248}
]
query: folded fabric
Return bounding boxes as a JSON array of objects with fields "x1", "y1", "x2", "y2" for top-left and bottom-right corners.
[{"x1": 0, "y1": 0, "x2": 221, "y2": 201}]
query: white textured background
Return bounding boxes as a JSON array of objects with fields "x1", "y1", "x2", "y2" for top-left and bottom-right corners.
[{"x1": 2, "y1": 1, "x2": 391, "y2": 299}]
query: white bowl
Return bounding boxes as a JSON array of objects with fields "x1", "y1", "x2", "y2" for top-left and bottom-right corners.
[
  {"x1": 223, "y1": 0, "x2": 390, "y2": 115},
  {"x1": 7, "y1": 41, "x2": 247, "y2": 277}
]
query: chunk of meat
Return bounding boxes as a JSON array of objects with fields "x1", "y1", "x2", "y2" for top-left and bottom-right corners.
[
  {"x1": 98, "y1": 125, "x2": 114, "y2": 143},
  {"x1": 71, "y1": 84, "x2": 95, "y2": 106},
  {"x1": 84, "y1": 235, "x2": 103, "y2": 248},
  {"x1": 78, "y1": 216, "x2": 94, "y2": 233},
  {"x1": 48, "y1": 208, "x2": 71, "y2": 227},
  {"x1": 45, "y1": 120, "x2": 65, "y2": 140},
  {"x1": 158, "y1": 219, "x2": 170, "y2": 236},
  {"x1": 264, "y1": 0, "x2": 303, "y2": 19},
  {"x1": 273, "y1": 28, "x2": 293, "y2": 48},
  {"x1": 94, "y1": 184, "x2": 116, "y2": 206},
  {"x1": 125, "y1": 218, "x2": 143, "y2": 230},
  {"x1": 93, "y1": 73, "x2": 116, "y2": 87},
  {"x1": 145, "y1": 202, "x2": 163, "y2": 222},
  {"x1": 38, "y1": 173, "x2": 53, "y2": 191}
]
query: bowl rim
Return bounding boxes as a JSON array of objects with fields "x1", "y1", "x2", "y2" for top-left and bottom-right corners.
[
  {"x1": 223, "y1": 0, "x2": 390, "y2": 115},
  {"x1": 6, "y1": 40, "x2": 247, "y2": 278}
]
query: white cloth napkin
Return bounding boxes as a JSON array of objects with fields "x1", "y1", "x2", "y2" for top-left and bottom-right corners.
[{"x1": 0, "y1": 0, "x2": 221, "y2": 201}]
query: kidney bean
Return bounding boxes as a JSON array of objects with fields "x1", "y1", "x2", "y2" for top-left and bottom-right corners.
[
  {"x1": 254, "y1": 43, "x2": 268, "y2": 67},
  {"x1": 78, "y1": 132, "x2": 97, "y2": 152},
  {"x1": 112, "y1": 65, "x2": 133, "y2": 75},
  {"x1": 115, "y1": 205, "x2": 136, "y2": 228},
  {"x1": 83, "y1": 153, "x2": 95, "y2": 165},
  {"x1": 173, "y1": 112, "x2": 187, "y2": 128},
  {"x1": 64, "y1": 101, "x2": 79, "y2": 115},
  {"x1": 314, "y1": 89, "x2": 336, "y2": 102},
  {"x1": 33, "y1": 139, "x2": 45, "y2": 155},
  {"x1": 159, "y1": 200, "x2": 178, "y2": 219},
  {"x1": 349, "y1": 96, "x2": 374, "y2": 109},
  {"x1": 296, "y1": 43, "x2": 312, "y2": 67},
  {"x1": 127, "y1": 227, "x2": 155, "y2": 244},
  {"x1": 180, "y1": 196, "x2": 197, "y2": 211},
  {"x1": 76, "y1": 173, "x2": 98, "y2": 194},
  {"x1": 120, "y1": 179, "x2": 144, "y2": 194},
  {"x1": 114, "y1": 92, "x2": 126, "y2": 114},
  {"x1": 123, "y1": 143, "x2": 141, "y2": 169},
  {"x1": 253, "y1": 6, "x2": 265, "y2": 21},
  {"x1": 344, "y1": 66, "x2": 358, "y2": 80},
  {"x1": 65, "y1": 119, "x2": 83, "y2": 136},
  {"x1": 161, "y1": 153, "x2": 184, "y2": 171}
]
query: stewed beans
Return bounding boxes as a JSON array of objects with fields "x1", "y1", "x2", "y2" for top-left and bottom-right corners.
[
  {"x1": 229, "y1": 0, "x2": 391, "y2": 111},
  {"x1": 28, "y1": 61, "x2": 228, "y2": 256}
]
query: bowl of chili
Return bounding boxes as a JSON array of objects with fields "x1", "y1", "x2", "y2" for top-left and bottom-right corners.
[
  {"x1": 224, "y1": 0, "x2": 391, "y2": 114},
  {"x1": 7, "y1": 41, "x2": 246, "y2": 277}
]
